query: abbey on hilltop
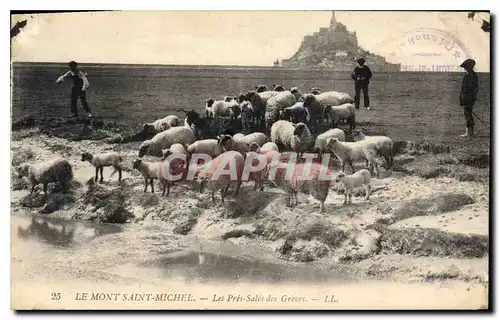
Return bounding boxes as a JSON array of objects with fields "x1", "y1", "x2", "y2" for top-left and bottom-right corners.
[{"x1": 280, "y1": 12, "x2": 400, "y2": 71}]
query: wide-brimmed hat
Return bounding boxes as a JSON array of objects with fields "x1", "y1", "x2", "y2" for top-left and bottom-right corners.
[
  {"x1": 460, "y1": 59, "x2": 476, "y2": 69},
  {"x1": 356, "y1": 58, "x2": 365, "y2": 64}
]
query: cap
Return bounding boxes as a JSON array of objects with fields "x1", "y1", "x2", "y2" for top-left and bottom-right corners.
[{"x1": 460, "y1": 59, "x2": 476, "y2": 69}]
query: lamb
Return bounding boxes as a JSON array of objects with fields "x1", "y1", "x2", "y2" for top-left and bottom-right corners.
[
  {"x1": 325, "y1": 138, "x2": 379, "y2": 178},
  {"x1": 335, "y1": 169, "x2": 372, "y2": 205},
  {"x1": 282, "y1": 102, "x2": 310, "y2": 124},
  {"x1": 132, "y1": 158, "x2": 162, "y2": 193},
  {"x1": 196, "y1": 151, "x2": 245, "y2": 203},
  {"x1": 16, "y1": 158, "x2": 73, "y2": 194},
  {"x1": 265, "y1": 161, "x2": 334, "y2": 213},
  {"x1": 81, "y1": 152, "x2": 123, "y2": 182},
  {"x1": 351, "y1": 129, "x2": 394, "y2": 169},
  {"x1": 324, "y1": 103, "x2": 356, "y2": 130},
  {"x1": 232, "y1": 132, "x2": 267, "y2": 147},
  {"x1": 138, "y1": 126, "x2": 196, "y2": 158},
  {"x1": 270, "y1": 120, "x2": 312, "y2": 155},
  {"x1": 249, "y1": 141, "x2": 279, "y2": 153},
  {"x1": 265, "y1": 91, "x2": 297, "y2": 132},
  {"x1": 217, "y1": 134, "x2": 250, "y2": 155},
  {"x1": 314, "y1": 128, "x2": 346, "y2": 157},
  {"x1": 142, "y1": 115, "x2": 180, "y2": 134}
]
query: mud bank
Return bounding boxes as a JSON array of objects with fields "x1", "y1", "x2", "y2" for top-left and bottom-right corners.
[{"x1": 10, "y1": 119, "x2": 490, "y2": 292}]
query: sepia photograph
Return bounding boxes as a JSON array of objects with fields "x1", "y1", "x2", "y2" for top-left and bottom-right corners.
[{"x1": 9, "y1": 9, "x2": 491, "y2": 310}]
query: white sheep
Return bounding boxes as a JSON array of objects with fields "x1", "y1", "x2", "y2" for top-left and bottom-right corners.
[
  {"x1": 352, "y1": 129, "x2": 394, "y2": 169},
  {"x1": 314, "y1": 128, "x2": 346, "y2": 156},
  {"x1": 185, "y1": 139, "x2": 224, "y2": 160},
  {"x1": 16, "y1": 158, "x2": 73, "y2": 194},
  {"x1": 258, "y1": 90, "x2": 279, "y2": 105},
  {"x1": 210, "y1": 98, "x2": 239, "y2": 121},
  {"x1": 143, "y1": 115, "x2": 180, "y2": 134},
  {"x1": 325, "y1": 138, "x2": 379, "y2": 178},
  {"x1": 161, "y1": 143, "x2": 188, "y2": 159},
  {"x1": 316, "y1": 91, "x2": 354, "y2": 106},
  {"x1": 232, "y1": 132, "x2": 267, "y2": 147},
  {"x1": 138, "y1": 126, "x2": 196, "y2": 158},
  {"x1": 81, "y1": 152, "x2": 123, "y2": 182},
  {"x1": 335, "y1": 169, "x2": 372, "y2": 205},
  {"x1": 132, "y1": 158, "x2": 162, "y2": 193},
  {"x1": 324, "y1": 103, "x2": 356, "y2": 130},
  {"x1": 217, "y1": 134, "x2": 250, "y2": 155},
  {"x1": 270, "y1": 120, "x2": 312, "y2": 154},
  {"x1": 249, "y1": 141, "x2": 279, "y2": 153}
]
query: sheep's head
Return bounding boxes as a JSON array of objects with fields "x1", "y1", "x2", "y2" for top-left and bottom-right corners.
[
  {"x1": 293, "y1": 123, "x2": 308, "y2": 137},
  {"x1": 310, "y1": 87, "x2": 321, "y2": 95},
  {"x1": 81, "y1": 152, "x2": 93, "y2": 162},
  {"x1": 132, "y1": 158, "x2": 142, "y2": 170},
  {"x1": 340, "y1": 94, "x2": 355, "y2": 104},
  {"x1": 138, "y1": 141, "x2": 151, "y2": 158},
  {"x1": 223, "y1": 96, "x2": 233, "y2": 102},
  {"x1": 335, "y1": 172, "x2": 346, "y2": 183},
  {"x1": 325, "y1": 137, "x2": 340, "y2": 151},
  {"x1": 290, "y1": 87, "x2": 302, "y2": 100},
  {"x1": 282, "y1": 108, "x2": 292, "y2": 121},
  {"x1": 240, "y1": 101, "x2": 254, "y2": 114},
  {"x1": 249, "y1": 142, "x2": 260, "y2": 152},
  {"x1": 244, "y1": 90, "x2": 257, "y2": 101},
  {"x1": 217, "y1": 134, "x2": 233, "y2": 152},
  {"x1": 205, "y1": 98, "x2": 215, "y2": 108},
  {"x1": 255, "y1": 84, "x2": 269, "y2": 93},
  {"x1": 161, "y1": 148, "x2": 173, "y2": 161},
  {"x1": 185, "y1": 109, "x2": 200, "y2": 126},
  {"x1": 323, "y1": 105, "x2": 332, "y2": 117},
  {"x1": 302, "y1": 94, "x2": 317, "y2": 107},
  {"x1": 237, "y1": 93, "x2": 246, "y2": 103},
  {"x1": 16, "y1": 163, "x2": 30, "y2": 178},
  {"x1": 273, "y1": 84, "x2": 285, "y2": 92}
]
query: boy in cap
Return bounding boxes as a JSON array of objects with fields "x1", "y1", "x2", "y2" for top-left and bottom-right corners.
[
  {"x1": 56, "y1": 61, "x2": 92, "y2": 118},
  {"x1": 459, "y1": 58, "x2": 478, "y2": 138},
  {"x1": 351, "y1": 58, "x2": 372, "y2": 110}
]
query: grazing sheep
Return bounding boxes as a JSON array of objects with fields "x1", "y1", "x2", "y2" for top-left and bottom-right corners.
[
  {"x1": 144, "y1": 115, "x2": 180, "y2": 134},
  {"x1": 196, "y1": 151, "x2": 245, "y2": 203},
  {"x1": 351, "y1": 129, "x2": 394, "y2": 169},
  {"x1": 316, "y1": 91, "x2": 355, "y2": 106},
  {"x1": 314, "y1": 128, "x2": 346, "y2": 156},
  {"x1": 255, "y1": 84, "x2": 269, "y2": 92},
  {"x1": 325, "y1": 138, "x2": 379, "y2": 178},
  {"x1": 271, "y1": 120, "x2": 312, "y2": 155},
  {"x1": 335, "y1": 169, "x2": 372, "y2": 205},
  {"x1": 16, "y1": 158, "x2": 73, "y2": 194},
  {"x1": 265, "y1": 91, "x2": 297, "y2": 133},
  {"x1": 132, "y1": 158, "x2": 162, "y2": 193},
  {"x1": 249, "y1": 141, "x2": 279, "y2": 154},
  {"x1": 232, "y1": 132, "x2": 267, "y2": 147},
  {"x1": 301, "y1": 94, "x2": 326, "y2": 133},
  {"x1": 211, "y1": 97, "x2": 239, "y2": 121},
  {"x1": 243, "y1": 91, "x2": 266, "y2": 125},
  {"x1": 324, "y1": 103, "x2": 356, "y2": 130},
  {"x1": 282, "y1": 102, "x2": 310, "y2": 124},
  {"x1": 81, "y1": 152, "x2": 123, "y2": 182},
  {"x1": 217, "y1": 134, "x2": 250, "y2": 155},
  {"x1": 138, "y1": 126, "x2": 196, "y2": 158},
  {"x1": 266, "y1": 161, "x2": 334, "y2": 213}
]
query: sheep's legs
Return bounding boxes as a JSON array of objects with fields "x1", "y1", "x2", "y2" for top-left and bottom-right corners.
[
  {"x1": 211, "y1": 191, "x2": 216, "y2": 203},
  {"x1": 95, "y1": 168, "x2": 99, "y2": 182},
  {"x1": 43, "y1": 183, "x2": 48, "y2": 194},
  {"x1": 143, "y1": 178, "x2": 148, "y2": 192},
  {"x1": 319, "y1": 200, "x2": 325, "y2": 213},
  {"x1": 343, "y1": 190, "x2": 348, "y2": 205},
  {"x1": 150, "y1": 179, "x2": 155, "y2": 193},
  {"x1": 30, "y1": 184, "x2": 36, "y2": 194},
  {"x1": 234, "y1": 181, "x2": 242, "y2": 196},
  {"x1": 364, "y1": 184, "x2": 372, "y2": 200},
  {"x1": 99, "y1": 167, "x2": 104, "y2": 182},
  {"x1": 348, "y1": 192, "x2": 353, "y2": 204},
  {"x1": 118, "y1": 167, "x2": 122, "y2": 181},
  {"x1": 220, "y1": 189, "x2": 225, "y2": 203},
  {"x1": 348, "y1": 160, "x2": 355, "y2": 173}
]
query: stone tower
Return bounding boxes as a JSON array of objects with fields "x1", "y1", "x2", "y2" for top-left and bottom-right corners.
[{"x1": 330, "y1": 11, "x2": 337, "y2": 28}]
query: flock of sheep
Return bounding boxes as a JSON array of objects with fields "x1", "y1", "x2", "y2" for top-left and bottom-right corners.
[{"x1": 15, "y1": 84, "x2": 395, "y2": 214}]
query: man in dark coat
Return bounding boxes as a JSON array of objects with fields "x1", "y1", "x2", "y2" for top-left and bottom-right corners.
[
  {"x1": 351, "y1": 58, "x2": 372, "y2": 110},
  {"x1": 459, "y1": 58, "x2": 479, "y2": 138}
]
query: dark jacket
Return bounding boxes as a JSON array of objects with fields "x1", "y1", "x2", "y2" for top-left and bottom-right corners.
[
  {"x1": 460, "y1": 70, "x2": 478, "y2": 106},
  {"x1": 351, "y1": 65, "x2": 372, "y2": 85}
]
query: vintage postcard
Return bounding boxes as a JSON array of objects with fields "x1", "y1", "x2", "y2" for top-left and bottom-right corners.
[{"x1": 10, "y1": 10, "x2": 490, "y2": 310}]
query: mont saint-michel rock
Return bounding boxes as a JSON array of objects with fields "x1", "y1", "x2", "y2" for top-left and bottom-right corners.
[{"x1": 281, "y1": 12, "x2": 401, "y2": 71}]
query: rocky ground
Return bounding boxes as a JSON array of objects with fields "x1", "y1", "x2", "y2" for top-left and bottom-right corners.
[{"x1": 10, "y1": 118, "x2": 490, "y2": 296}]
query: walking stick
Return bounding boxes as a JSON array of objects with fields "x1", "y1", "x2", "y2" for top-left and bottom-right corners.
[{"x1": 471, "y1": 110, "x2": 487, "y2": 125}]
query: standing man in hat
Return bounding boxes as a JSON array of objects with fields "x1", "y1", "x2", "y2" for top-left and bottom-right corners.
[
  {"x1": 56, "y1": 61, "x2": 93, "y2": 119},
  {"x1": 351, "y1": 58, "x2": 372, "y2": 110},
  {"x1": 459, "y1": 58, "x2": 479, "y2": 138}
]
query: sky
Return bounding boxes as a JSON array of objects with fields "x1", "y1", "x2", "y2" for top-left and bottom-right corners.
[{"x1": 11, "y1": 11, "x2": 490, "y2": 72}]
